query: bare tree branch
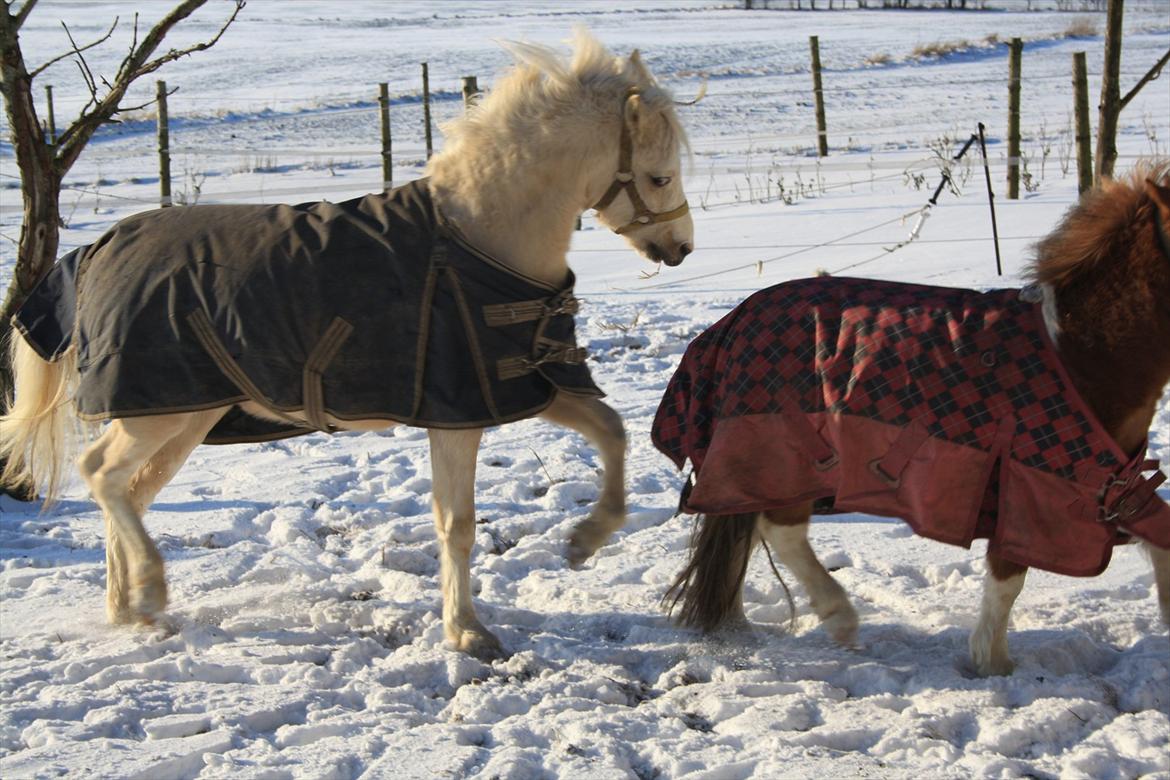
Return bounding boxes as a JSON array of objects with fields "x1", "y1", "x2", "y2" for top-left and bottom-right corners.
[
  {"x1": 55, "y1": 0, "x2": 242, "y2": 172},
  {"x1": 117, "y1": 84, "x2": 177, "y2": 114},
  {"x1": 127, "y1": 13, "x2": 139, "y2": 65},
  {"x1": 130, "y1": 0, "x2": 243, "y2": 81},
  {"x1": 60, "y1": 21, "x2": 100, "y2": 111},
  {"x1": 1119, "y1": 48, "x2": 1170, "y2": 112},
  {"x1": 11, "y1": 0, "x2": 38, "y2": 31},
  {"x1": 28, "y1": 16, "x2": 117, "y2": 78}
]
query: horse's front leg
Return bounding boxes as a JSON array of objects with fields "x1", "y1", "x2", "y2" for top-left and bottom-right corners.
[
  {"x1": 1146, "y1": 541, "x2": 1170, "y2": 627},
  {"x1": 970, "y1": 553, "x2": 1028, "y2": 676},
  {"x1": 538, "y1": 393, "x2": 626, "y2": 567},
  {"x1": 428, "y1": 427, "x2": 505, "y2": 661}
]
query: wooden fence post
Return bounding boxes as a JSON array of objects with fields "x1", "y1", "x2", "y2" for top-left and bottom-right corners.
[
  {"x1": 43, "y1": 84, "x2": 55, "y2": 143},
  {"x1": 1007, "y1": 37, "x2": 1022, "y2": 199},
  {"x1": 810, "y1": 36, "x2": 829, "y2": 157},
  {"x1": 462, "y1": 75, "x2": 480, "y2": 110},
  {"x1": 1073, "y1": 51, "x2": 1093, "y2": 195},
  {"x1": 421, "y1": 62, "x2": 433, "y2": 160},
  {"x1": 379, "y1": 82, "x2": 392, "y2": 190},
  {"x1": 156, "y1": 80, "x2": 172, "y2": 208}
]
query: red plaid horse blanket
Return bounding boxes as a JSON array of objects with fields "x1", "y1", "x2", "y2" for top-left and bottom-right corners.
[{"x1": 652, "y1": 276, "x2": 1170, "y2": 577}]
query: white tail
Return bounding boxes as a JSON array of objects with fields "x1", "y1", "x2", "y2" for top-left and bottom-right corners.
[{"x1": 0, "y1": 333, "x2": 83, "y2": 503}]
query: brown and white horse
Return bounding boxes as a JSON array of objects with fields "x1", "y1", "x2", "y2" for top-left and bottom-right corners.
[
  {"x1": 661, "y1": 163, "x2": 1170, "y2": 676},
  {"x1": 0, "y1": 30, "x2": 693, "y2": 661}
]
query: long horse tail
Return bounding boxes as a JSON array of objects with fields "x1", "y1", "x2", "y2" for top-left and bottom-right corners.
[
  {"x1": 0, "y1": 333, "x2": 82, "y2": 504},
  {"x1": 663, "y1": 512, "x2": 757, "y2": 632}
]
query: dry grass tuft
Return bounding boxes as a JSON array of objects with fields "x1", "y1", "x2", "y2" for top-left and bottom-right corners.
[{"x1": 912, "y1": 39, "x2": 973, "y2": 59}]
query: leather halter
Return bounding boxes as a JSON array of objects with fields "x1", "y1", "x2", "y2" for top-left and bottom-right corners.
[{"x1": 592, "y1": 99, "x2": 689, "y2": 236}]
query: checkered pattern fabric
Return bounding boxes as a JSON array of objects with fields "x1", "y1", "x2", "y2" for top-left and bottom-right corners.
[{"x1": 653, "y1": 276, "x2": 1120, "y2": 479}]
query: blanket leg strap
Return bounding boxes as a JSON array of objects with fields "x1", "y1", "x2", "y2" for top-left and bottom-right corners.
[
  {"x1": 187, "y1": 309, "x2": 308, "y2": 428},
  {"x1": 303, "y1": 317, "x2": 354, "y2": 431},
  {"x1": 780, "y1": 398, "x2": 838, "y2": 471},
  {"x1": 869, "y1": 419, "x2": 932, "y2": 488}
]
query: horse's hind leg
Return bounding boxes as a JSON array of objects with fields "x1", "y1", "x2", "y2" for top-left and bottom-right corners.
[
  {"x1": 81, "y1": 412, "x2": 218, "y2": 624},
  {"x1": 428, "y1": 427, "x2": 505, "y2": 661},
  {"x1": 1148, "y1": 542, "x2": 1170, "y2": 628},
  {"x1": 757, "y1": 505, "x2": 858, "y2": 645},
  {"x1": 969, "y1": 553, "x2": 1027, "y2": 676},
  {"x1": 538, "y1": 394, "x2": 625, "y2": 567}
]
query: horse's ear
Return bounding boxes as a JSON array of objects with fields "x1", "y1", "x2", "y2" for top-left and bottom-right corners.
[
  {"x1": 1145, "y1": 178, "x2": 1170, "y2": 217},
  {"x1": 624, "y1": 92, "x2": 648, "y2": 138},
  {"x1": 625, "y1": 49, "x2": 654, "y2": 88}
]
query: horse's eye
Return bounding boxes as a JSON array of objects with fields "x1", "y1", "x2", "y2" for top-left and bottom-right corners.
[{"x1": 650, "y1": 176, "x2": 672, "y2": 188}]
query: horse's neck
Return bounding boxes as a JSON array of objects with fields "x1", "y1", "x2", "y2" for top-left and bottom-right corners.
[
  {"x1": 1047, "y1": 282, "x2": 1170, "y2": 455},
  {"x1": 431, "y1": 124, "x2": 614, "y2": 288}
]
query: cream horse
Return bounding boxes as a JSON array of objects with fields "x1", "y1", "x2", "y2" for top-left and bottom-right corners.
[{"x1": 0, "y1": 30, "x2": 694, "y2": 661}]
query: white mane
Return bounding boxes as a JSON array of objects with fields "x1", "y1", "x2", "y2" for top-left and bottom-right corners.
[{"x1": 427, "y1": 28, "x2": 687, "y2": 189}]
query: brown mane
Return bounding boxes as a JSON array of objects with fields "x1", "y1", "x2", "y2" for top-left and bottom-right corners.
[
  {"x1": 1031, "y1": 159, "x2": 1170, "y2": 286},
  {"x1": 1030, "y1": 158, "x2": 1170, "y2": 455}
]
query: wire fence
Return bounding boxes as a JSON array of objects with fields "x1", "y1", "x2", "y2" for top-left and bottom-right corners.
[{"x1": 4, "y1": 32, "x2": 1167, "y2": 285}]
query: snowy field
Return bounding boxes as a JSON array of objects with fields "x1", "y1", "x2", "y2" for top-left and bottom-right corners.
[{"x1": 2, "y1": 1, "x2": 1170, "y2": 778}]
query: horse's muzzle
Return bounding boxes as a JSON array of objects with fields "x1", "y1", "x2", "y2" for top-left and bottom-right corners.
[{"x1": 649, "y1": 241, "x2": 692, "y2": 267}]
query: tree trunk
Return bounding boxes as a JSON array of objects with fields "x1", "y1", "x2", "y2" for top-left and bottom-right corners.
[
  {"x1": 1094, "y1": 0, "x2": 1124, "y2": 185},
  {"x1": 0, "y1": 5, "x2": 62, "y2": 411},
  {"x1": 0, "y1": 173, "x2": 62, "y2": 348}
]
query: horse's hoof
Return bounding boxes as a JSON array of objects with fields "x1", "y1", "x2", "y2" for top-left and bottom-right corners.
[
  {"x1": 823, "y1": 604, "x2": 859, "y2": 647},
  {"x1": 455, "y1": 630, "x2": 509, "y2": 662},
  {"x1": 973, "y1": 656, "x2": 1015, "y2": 677},
  {"x1": 969, "y1": 636, "x2": 1015, "y2": 677},
  {"x1": 566, "y1": 536, "x2": 594, "y2": 569},
  {"x1": 130, "y1": 580, "x2": 168, "y2": 624},
  {"x1": 107, "y1": 606, "x2": 135, "y2": 625}
]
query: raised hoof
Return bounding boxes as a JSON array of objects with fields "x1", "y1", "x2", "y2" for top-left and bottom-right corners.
[
  {"x1": 566, "y1": 513, "x2": 622, "y2": 569},
  {"x1": 453, "y1": 629, "x2": 509, "y2": 662},
  {"x1": 566, "y1": 535, "x2": 594, "y2": 569}
]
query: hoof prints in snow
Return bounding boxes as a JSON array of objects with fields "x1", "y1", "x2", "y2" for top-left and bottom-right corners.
[{"x1": 3, "y1": 4, "x2": 1170, "y2": 778}]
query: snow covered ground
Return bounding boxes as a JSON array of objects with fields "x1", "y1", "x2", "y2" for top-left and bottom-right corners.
[{"x1": 2, "y1": 2, "x2": 1169, "y2": 778}]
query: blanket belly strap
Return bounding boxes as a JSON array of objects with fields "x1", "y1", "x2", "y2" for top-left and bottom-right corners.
[
  {"x1": 483, "y1": 295, "x2": 579, "y2": 326},
  {"x1": 497, "y1": 337, "x2": 587, "y2": 381}
]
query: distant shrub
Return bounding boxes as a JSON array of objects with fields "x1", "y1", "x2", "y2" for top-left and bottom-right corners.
[
  {"x1": 865, "y1": 52, "x2": 893, "y2": 66},
  {"x1": 1062, "y1": 17, "x2": 1098, "y2": 37}
]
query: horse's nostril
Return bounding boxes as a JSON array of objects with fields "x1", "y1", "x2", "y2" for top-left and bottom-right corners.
[{"x1": 679, "y1": 243, "x2": 693, "y2": 258}]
